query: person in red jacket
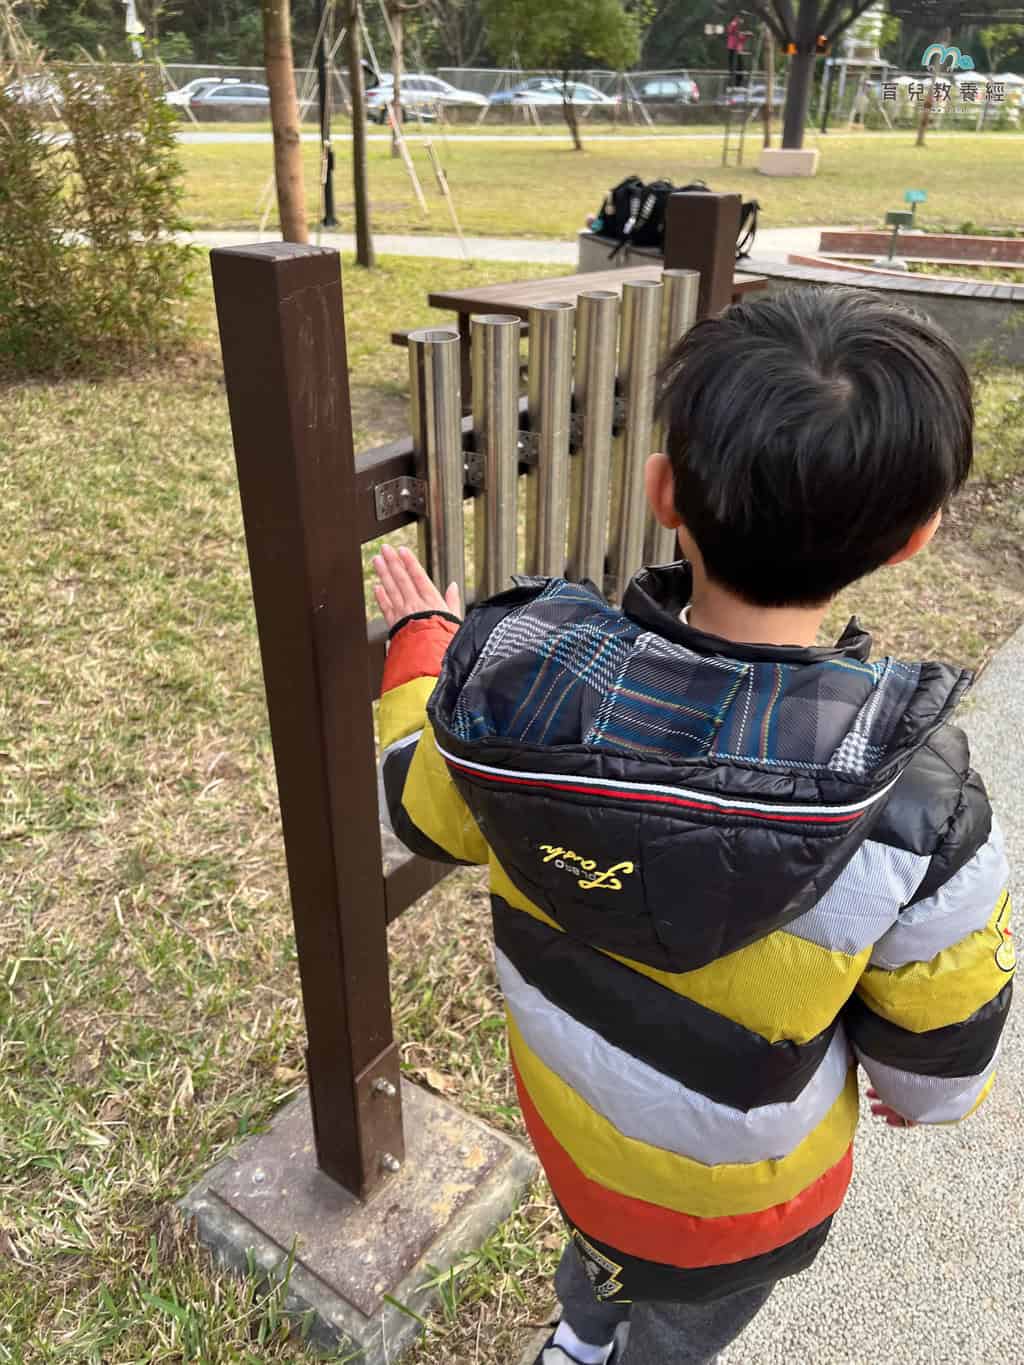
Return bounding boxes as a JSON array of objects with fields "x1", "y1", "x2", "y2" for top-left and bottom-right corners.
[{"x1": 726, "y1": 14, "x2": 753, "y2": 85}]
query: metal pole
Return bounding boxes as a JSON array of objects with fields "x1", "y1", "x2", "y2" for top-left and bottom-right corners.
[
  {"x1": 315, "y1": 0, "x2": 337, "y2": 226},
  {"x1": 525, "y1": 302, "x2": 575, "y2": 578},
  {"x1": 567, "y1": 291, "x2": 618, "y2": 588},
  {"x1": 408, "y1": 327, "x2": 466, "y2": 604},
  {"x1": 819, "y1": 58, "x2": 835, "y2": 133},
  {"x1": 209, "y1": 242, "x2": 400, "y2": 1198},
  {"x1": 472, "y1": 315, "x2": 521, "y2": 598},
  {"x1": 644, "y1": 269, "x2": 699, "y2": 567},
  {"x1": 608, "y1": 279, "x2": 662, "y2": 601}
]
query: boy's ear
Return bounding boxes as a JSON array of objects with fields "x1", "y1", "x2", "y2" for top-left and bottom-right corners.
[
  {"x1": 886, "y1": 510, "x2": 942, "y2": 567},
  {"x1": 644, "y1": 452, "x2": 682, "y2": 530}
]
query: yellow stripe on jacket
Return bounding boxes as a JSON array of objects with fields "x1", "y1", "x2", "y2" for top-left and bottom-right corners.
[
  {"x1": 508, "y1": 1013, "x2": 859, "y2": 1218},
  {"x1": 489, "y1": 858, "x2": 868, "y2": 1046}
]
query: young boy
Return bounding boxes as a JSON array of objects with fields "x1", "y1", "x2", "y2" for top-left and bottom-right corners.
[{"x1": 374, "y1": 288, "x2": 1014, "y2": 1365}]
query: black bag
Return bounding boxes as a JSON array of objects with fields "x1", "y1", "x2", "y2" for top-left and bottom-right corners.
[{"x1": 591, "y1": 177, "x2": 759, "y2": 262}]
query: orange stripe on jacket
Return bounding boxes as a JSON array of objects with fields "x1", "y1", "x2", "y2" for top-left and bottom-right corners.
[
  {"x1": 382, "y1": 615, "x2": 459, "y2": 693},
  {"x1": 513, "y1": 1059, "x2": 853, "y2": 1270}
]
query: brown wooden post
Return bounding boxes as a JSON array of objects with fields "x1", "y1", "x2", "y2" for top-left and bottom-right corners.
[
  {"x1": 663, "y1": 192, "x2": 742, "y2": 319},
  {"x1": 210, "y1": 242, "x2": 402, "y2": 1199}
]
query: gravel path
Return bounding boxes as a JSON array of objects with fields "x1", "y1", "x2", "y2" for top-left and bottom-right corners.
[{"x1": 720, "y1": 628, "x2": 1024, "y2": 1365}]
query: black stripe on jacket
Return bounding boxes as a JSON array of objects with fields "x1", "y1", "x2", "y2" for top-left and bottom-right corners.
[
  {"x1": 845, "y1": 982, "x2": 1012, "y2": 1078},
  {"x1": 382, "y1": 740, "x2": 470, "y2": 867},
  {"x1": 492, "y1": 895, "x2": 836, "y2": 1112},
  {"x1": 560, "y1": 1208, "x2": 834, "y2": 1305}
]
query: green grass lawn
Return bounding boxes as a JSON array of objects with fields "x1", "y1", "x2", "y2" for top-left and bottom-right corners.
[
  {"x1": 177, "y1": 132, "x2": 1024, "y2": 237},
  {"x1": 2, "y1": 255, "x2": 1024, "y2": 1363}
]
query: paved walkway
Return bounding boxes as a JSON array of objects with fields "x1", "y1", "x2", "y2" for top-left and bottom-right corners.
[
  {"x1": 181, "y1": 225, "x2": 825, "y2": 266},
  {"x1": 719, "y1": 629, "x2": 1024, "y2": 1365}
]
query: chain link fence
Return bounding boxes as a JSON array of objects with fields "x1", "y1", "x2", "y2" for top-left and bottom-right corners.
[{"x1": 12, "y1": 61, "x2": 1020, "y2": 129}]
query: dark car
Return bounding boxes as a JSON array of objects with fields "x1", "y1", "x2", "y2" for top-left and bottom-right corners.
[{"x1": 638, "y1": 75, "x2": 700, "y2": 105}]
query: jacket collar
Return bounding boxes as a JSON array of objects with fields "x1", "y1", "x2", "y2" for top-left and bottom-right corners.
[{"x1": 622, "y1": 563, "x2": 873, "y2": 666}]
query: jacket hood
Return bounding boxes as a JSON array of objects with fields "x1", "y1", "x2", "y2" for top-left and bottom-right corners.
[{"x1": 428, "y1": 567, "x2": 971, "y2": 972}]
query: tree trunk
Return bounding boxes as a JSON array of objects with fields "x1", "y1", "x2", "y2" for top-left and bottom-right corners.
[
  {"x1": 561, "y1": 73, "x2": 583, "y2": 151},
  {"x1": 262, "y1": 0, "x2": 308, "y2": 243},
  {"x1": 781, "y1": 48, "x2": 815, "y2": 148},
  {"x1": 347, "y1": 0, "x2": 375, "y2": 267},
  {"x1": 916, "y1": 28, "x2": 948, "y2": 148},
  {"x1": 390, "y1": 4, "x2": 402, "y2": 158}
]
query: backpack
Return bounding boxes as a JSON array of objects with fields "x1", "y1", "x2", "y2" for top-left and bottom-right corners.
[{"x1": 591, "y1": 177, "x2": 760, "y2": 262}]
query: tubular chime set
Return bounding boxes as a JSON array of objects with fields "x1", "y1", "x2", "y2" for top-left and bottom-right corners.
[{"x1": 400, "y1": 269, "x2": 701, "y2": 607}]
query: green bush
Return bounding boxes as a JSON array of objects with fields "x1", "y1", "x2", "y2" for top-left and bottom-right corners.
[{"x1": 0, "y1": 63, "x2": 197, "y2": 376}]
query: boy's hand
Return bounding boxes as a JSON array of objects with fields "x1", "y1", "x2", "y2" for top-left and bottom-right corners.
[
  {"x1": 867, "y1": 1088, "x2": 917, "y2": 1129},
  {"x1": 373, "y1": 543, "x2": 461, "y2": 631}
]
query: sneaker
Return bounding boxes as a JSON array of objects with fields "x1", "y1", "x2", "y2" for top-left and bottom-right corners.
[{"x1": 529, "y1": 1321, "x2": 628, "y2": 1365}]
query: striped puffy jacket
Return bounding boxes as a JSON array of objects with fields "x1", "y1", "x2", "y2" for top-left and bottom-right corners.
[{"x1": 380, "y1": 565, "x2": 1014, "y2": 1304}]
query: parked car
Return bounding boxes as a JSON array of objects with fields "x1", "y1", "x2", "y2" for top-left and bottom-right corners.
[
  {"x1": 487, "y1": 77, "x2": 562, "y2": 106},
  {"x1": 365, "y1": 73, "x2": 487, "y2": 123},
  {"x1": 4, "y1": 74, "x2": 63, "y2": 108},
  {"x1": 164, "y1": 76, "x2": 240, "y2": 108},
  {"x1": 718, "y1": 82, "x2": 786, "y2": 109},
  {"x1": 637, "y1": 75, "x2": 700, "y2": 105},
  {"x1": 188, "y1": 81, "x2": 272, "y2": 119},
  {"x1": 491, "y1": 78, "x2": 617, "y2": 107}
]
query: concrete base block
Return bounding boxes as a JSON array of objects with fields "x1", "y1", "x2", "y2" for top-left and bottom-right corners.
[
  {"x1": 180, "y1": 1081, "x2": 538, "y2": 1362},
  {"x1": 757, "y1": 148, "x2": 820, "y2": 177},
  {"x1": 577, "y1": 230, "x2": 663, "y2": 272}
]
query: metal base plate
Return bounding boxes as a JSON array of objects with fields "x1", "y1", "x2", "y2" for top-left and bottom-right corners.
[{"x1": 180, "y1": 1080, "x2": 537, "y2": 1361}]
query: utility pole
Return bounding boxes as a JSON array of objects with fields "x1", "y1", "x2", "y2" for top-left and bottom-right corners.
[
  {"x1": 314, "y1": 0, "x2": 337, "y2": 225},
  {"x1": 763, "y1": 26, "x2": 775, "y2": 146}
]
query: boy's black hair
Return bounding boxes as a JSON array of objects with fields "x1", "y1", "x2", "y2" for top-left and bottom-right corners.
[{"x1": 656, "y1": 286, "x2": 973, "y2": 608}]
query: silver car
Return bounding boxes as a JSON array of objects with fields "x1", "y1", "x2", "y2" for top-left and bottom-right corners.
[
  {"x1": 365, "y1": 73, "x2": 487, "y2": 123},
  {"x1": 164, "y1": 76, "x2": 240, "y2": 108},
  {"x1": 188, "y1": 81, "x2": 272, "y2": 120}
]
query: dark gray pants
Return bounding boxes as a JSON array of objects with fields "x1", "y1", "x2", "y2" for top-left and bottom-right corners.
[{"x1": 556, "y1": 1245, "x2": 773, "y2": 1365}]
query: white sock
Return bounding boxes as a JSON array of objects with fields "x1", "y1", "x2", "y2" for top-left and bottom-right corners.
[{"x1": 553, "y1": 1320, "x2": 616, "y2": 1364}]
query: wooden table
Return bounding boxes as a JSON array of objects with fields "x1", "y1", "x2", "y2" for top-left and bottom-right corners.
[{"x1": 426, "y1": 265, "x2": 768, "y2": 405}]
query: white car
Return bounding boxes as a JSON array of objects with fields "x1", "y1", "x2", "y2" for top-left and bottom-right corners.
[
  {"x1": 500, "y1": 79, "x2": 618, "y2": 108},
  {"x1": 365, "y1": 73, "x2": 487, "y2": 123},
  {"x1": 164, "y1": 76, "x2": 240, "y2": 108}
]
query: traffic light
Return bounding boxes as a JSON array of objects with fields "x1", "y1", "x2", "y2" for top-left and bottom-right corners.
[{"x1": 816, "y1": 34, "x2": 830, "y2": 53}]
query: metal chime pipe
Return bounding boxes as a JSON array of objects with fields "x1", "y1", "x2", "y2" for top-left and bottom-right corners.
[
  {"x1": 644, "y1": 268, "x2": 701, "y2": 567},
  {"x1": 525, "y1": 301, "x2": 575, "y2": 577},
  {"x1": 567, "y1": 290, "x2": 619, "y2": 588},
  {"x1": 408, "y1": 326, "x2": 466, "y2": 606},
  {"x1": 609, "y1": 279, "x2": 662, "y2": 600},
  {"x1": 471, "y1": 314, "x2": 521, "y2": 597}
]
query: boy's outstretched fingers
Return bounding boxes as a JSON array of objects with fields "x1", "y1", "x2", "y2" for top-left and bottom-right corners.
[
  {"x1": 372, "y1": 543, "x2": 461, "y2": 630},
  {"x1": 866, "y1": 1088, "x2": 917, "y2": 1128}
]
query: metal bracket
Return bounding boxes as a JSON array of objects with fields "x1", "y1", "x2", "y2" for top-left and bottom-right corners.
[
  {"x1": 517, "y1": 429, "x2": 540, "y2": 465},
  {"x1": 374, "y1": 475, "x2": 427, "y2": 522},
  {"x1": 465, "y1": 450, "x2": 485, "y2": 490}
]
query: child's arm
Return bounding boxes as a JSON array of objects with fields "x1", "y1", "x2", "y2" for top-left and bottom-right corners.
[
  {"x1": 846, "y1": 747, "x2": 1013, "y2": 1127},
  {"x1": 374, "y1": 545, "x2": 488, "y2": 866}
]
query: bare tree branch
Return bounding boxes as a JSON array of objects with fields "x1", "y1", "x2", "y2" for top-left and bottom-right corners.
[
  {"x1": 746, "y1": 0, "x2": 791, "y2": 46},
  {"x1": 825, "y1": 0, "x2": 884, "y2": 41}
]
